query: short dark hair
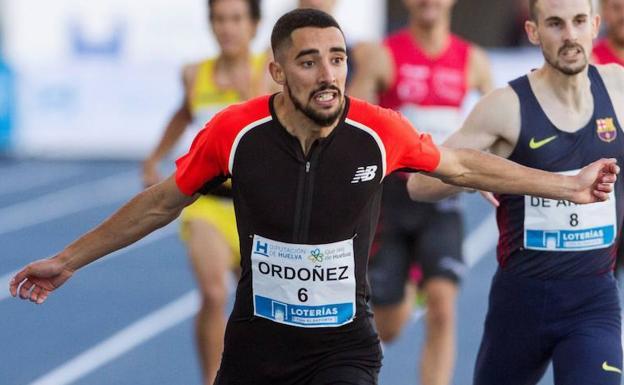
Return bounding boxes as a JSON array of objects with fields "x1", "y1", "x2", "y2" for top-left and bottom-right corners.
[
  {"x1": 271, "y1": 8, "x2": 344, "y2": 57},
  {"x1": 208, "y1": 0, "x2": 261, "y2": 22},
  {"x1": 529, "y1": 0, "x2": 593, "y2": 21}
]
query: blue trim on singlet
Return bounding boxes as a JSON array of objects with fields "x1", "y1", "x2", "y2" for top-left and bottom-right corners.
[{"x1": 497, "y1": 65, "x2": 624, "y2": 278}]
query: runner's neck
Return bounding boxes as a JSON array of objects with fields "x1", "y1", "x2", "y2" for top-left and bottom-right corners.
[
  {"x1": 273, "y1": 92, "x2": 343, "y2": 155},
  {"x1": 408, "y1": 18, "x2": 451, "y2": 57}
]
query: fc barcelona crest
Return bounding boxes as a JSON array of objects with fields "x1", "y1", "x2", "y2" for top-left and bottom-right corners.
[{"x1": 596, "y1": 117, "x2": 617, "y2": 143}]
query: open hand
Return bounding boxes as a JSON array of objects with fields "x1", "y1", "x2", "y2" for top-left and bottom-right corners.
[{"x1": 9, "y1": 258, "x2": 74, "y2": 304}]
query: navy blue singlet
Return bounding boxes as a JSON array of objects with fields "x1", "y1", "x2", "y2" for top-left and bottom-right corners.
[{"x1": 496, "y1": 65, "x2": 624, "y2": 278}]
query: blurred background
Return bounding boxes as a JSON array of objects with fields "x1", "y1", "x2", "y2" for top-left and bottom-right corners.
[
  {"x1": 0, "y1": 0, "x2": 547, "y2": 160},
  {"x1": 0, "y1": 1, "x2": 615, "y2": 385}
]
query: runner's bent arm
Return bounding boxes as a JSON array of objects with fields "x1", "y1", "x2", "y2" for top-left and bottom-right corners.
[
  {"x1": 468, "y1": 45, "x2": 494, "y2": 95},
  {"x1": 10, "y1": 176, "x2": 197, "y2": 303},
  {"x1": 143, "y1": 66, "x2": 195, "y2": 187}
]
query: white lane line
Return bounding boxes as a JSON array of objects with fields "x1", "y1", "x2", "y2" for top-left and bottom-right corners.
[
  {"x1": 0, "y1": 165, "x2": 85, "y2": 196},
  {"x1": 0, "y1": 225, "x2": 178, "y2": 302},
  {"x1": 0, "y1": 171, "x2": 139, "y2": 235},
  {"x1": 27, "y1": 290, "x2": 200, "y2": 385},
  {"x1": 411, "y1": 212, "x2": 498, "y2": 322}
]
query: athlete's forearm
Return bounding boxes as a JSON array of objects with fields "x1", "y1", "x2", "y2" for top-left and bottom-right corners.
[
  {"x1": 435, "y1": 148, "x2": 578, "y2": 201},
  {"x1": 56, "y1": 178, "x2": 192, "y2": 271},
  {"x1": 146, "y1": 107, "x2": 192, "y2": 163},
  {"x1": 406, "y1": 173, "x2": 466, "y2": 202}
]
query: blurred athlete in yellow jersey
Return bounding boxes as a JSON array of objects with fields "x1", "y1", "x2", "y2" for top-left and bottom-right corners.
[{"x1": 141, "y1": 1, "x2": 265, "y2": 384}]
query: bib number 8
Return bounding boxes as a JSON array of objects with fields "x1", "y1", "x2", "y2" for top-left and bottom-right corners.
[
  {"x1": 570, "y1": 213, "x2": 579, "y2": 227},
  {"x1": 298, "y1": 288, "x2": 308, "y2": 302}
]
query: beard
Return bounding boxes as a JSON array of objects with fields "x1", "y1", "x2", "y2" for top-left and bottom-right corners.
[
  {"x1": 286, "y1": 83, "x2": 344, "y2": 127},
  {"x1": 543, "y1": 41, "x2": 588, "y2": 76}
]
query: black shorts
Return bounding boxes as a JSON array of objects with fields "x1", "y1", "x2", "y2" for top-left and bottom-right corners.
[
  {"x1": 368, "y1": 198, "x2": 465, "y2": 306},
  {"x1": 214, "y1": 316, "x2": 382, "y2": 385}
]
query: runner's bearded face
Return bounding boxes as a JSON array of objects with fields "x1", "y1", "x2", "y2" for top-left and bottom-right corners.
[
  {"x1": 402, "y1": 0, "x2": 456, "y2": 27},
  {"x1": 210, "y1": 0, "x2": 258, "y2": 56},
  {"x1": 282, "y1": 27, "x2": 347, "y2": 127},
  {"x1": 529, "y1": 0, "x2": 599, "y2": 75},
  {"x1": 602, "y1": 0, "x2": 624, "y2": 46}
]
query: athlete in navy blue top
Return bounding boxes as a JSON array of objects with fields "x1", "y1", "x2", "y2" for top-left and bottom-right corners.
[
  {"x1": 408, "y1": 1, "x2": 624, "y2": 384},
  {"x1": 9, "y1": 8, "x2": 619, "y2": 385}
]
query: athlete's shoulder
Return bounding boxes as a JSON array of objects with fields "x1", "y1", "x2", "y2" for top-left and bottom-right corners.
[
  {"x1": 480, "y1": 85, "x2": 519, "y2": 111},
  {"x1": 213, "y1": 94, "x2": 272, "y2": 129},
  {"x1": 347, "y1": 97, "x2": 410, "y2": 130},
  {"x1": 182, "y1": 57, "x2": 215, "y2": 76},
  {"x1": 383, "y1": 28, "x2": 410, "y2": 46},
  {"x1": 450, "y1": 34, "x2": 472, "y2": 49},
  {"x1": 596, "y1": 63, "x2": 624, "y2": 90},
  {"x1": 180, "y1": 57, "x2": 216, "y2": 88},
  {"x1": 462, "y1": 85, "x2": 520, "y2": 139}
]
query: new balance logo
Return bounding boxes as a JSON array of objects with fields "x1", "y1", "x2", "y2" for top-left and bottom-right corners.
[{"x1": 351, "y1": 166, "x2": 378, "y2": 183}]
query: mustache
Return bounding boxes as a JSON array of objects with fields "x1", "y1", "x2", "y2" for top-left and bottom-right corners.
[
  {"x1": 558, "y1": 42, "x2": 585, "y2": 55},
  {"x1": 309, "y1": 84, "x2": 341, "y2": 100}
]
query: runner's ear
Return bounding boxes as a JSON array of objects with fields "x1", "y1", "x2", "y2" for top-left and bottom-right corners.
[{"x1": 269, "y1": 61, "x2": 286, "y2": 85}]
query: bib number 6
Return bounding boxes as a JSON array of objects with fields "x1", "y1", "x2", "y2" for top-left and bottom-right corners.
[{"x1": 298, "y1": 288, "x2": 308, "y2": 302}]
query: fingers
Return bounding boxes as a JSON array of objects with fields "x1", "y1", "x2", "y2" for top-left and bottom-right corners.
[
  {"x1": 479, "y1": 191, "x2": 499, "y2": 207},
  {"x1": 30, "y1": 285, "x2": 42, "y2": 303},
  {"x1": 596, "y1": 182, "x2": 614, "y2": 193},
  {"x1": 9, "y1": 269, "x2": 29, "y2": 297},
  {"x1": 10, "y1": 277, "x2": 51, "y2": 304},
  {"x1": 599, "y1": 173, "x2": 617, "y2": 184},
  {"x1": 608, "y1": 163, "x2": 620, "y2": 175},
  {"x1": 592, "y1": 190, "x2": 609, "y2": 201},
  {"x1": 31, "y1": 286, "x2": 50, "y2": 304},
  {"x1": 37, "y1": 289, "x2": 50, "y2": 304},
  {"x1": 599, "y1": 158, "x2": 619, "y2": 174},
  {"x1": 19, "y1": 279, "x2": 34, "y2": 299}
]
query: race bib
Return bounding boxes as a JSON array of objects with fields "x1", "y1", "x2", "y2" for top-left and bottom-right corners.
[
  {"x1": 251, "y1": 235, "x2": 355, "y2": 328},
  {"x1": 523, "y1": 169, "x2": 616, "y2": 251}
]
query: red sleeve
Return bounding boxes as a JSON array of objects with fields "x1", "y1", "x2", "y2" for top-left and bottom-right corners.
[
  {"x1": 347, "y1": 98, "x2": 440, "y2": 175},
  {"x1": 175, "y1": 110, "x2": 231, "y2": 196},
  {"x1": 174, "y1": 94, "x2": 272, "y2": 195},
  {"x1": 387, "y1": 111, "x2": 440, "y2": 173}
]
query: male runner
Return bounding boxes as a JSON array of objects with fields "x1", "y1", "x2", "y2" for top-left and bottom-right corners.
[
  {"x1": 10, "y1": 8, "x2": 618, "y2": 385},
  {"x1": 408, "y1": 1, "x2": 624, "y2": 384},
  {"x1": 349, "y1": 2, "x2": 492, "y2": 384},
  {"x1": 141, "y1": 0, "x2": 265, "y2": 383}
]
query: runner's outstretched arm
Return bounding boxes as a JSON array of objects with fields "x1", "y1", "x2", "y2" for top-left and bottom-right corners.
[
  {"x1": 9, "y1": 175, "x2": 196, "y2": 304},
  {"x1": 429, "y1": 147, "x2": 618, "y2": 204}
]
